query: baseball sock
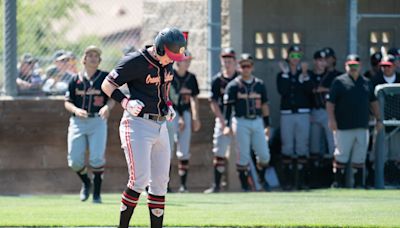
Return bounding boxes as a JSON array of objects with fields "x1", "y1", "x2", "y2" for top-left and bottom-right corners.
[
  {"x1": 237, "y1": 165, "x2": 250, "y2": 191},
  {"x1": 76, "y1": 167, "x2": 91, "y2": 201},
  {"x1": 213, "y1": 157, "x2": 225, "y2": 190},
  {"x1": 297, "y1": 156, "x2": 309, "y2": 190},
  {"x1": 92, "y1": 166, "x2": 104, "y2": 201},
  {"x1": 282, "y1": 156, "x2": 293, "y2": 190},
  {"x1": 352, "y1": 164, "x2": 364, "y2": 188},
  {"x1": 178, "y1": 160, "x2": 189, "y2": 189},
  {"x1": 332, "y1": 161, "x2": 345, "y2": 188},
  {"x1": 119, "y1": 187, "x2": 140, "y2": 228},
  {"x1": 148, "y1": 194, "x2": 165, "y2": 228}
]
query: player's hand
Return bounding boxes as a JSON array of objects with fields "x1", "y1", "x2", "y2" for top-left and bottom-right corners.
[
  {"x1": 74, "y1": 108, "x2": 88, "y2": 118},
  {"x1": 192, "y1": 119, "x2": 201, "y2": 132},
  {"x1": 223, "y1": 126, "x2": 231, "y2": 136},
  {"x1": 328, "y1": 119, "x2": 337, "y2": 131},
  {"x1": 99, "y1": 105, "x2": 110, "y2": 120},
  {"x1": 178, "y1": 117, "x2": 185, "y2": 132},
  {"x1": 264, "y1": 127, "x2": 270, "y2": 138},
  {"x1": 123, "y1": 99, "x2": 145, "y2": 117},
  {"x1": 278, "y1": 61, "x2": 289, "y2": 74},
  {"x1": 375, "y1": 121, "x2": 384, "y2": 132},
  {"x1": 166, "y1": 105, "x2": 176, "y2": 122}
]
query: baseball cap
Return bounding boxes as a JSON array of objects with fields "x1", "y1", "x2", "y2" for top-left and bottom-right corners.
[
  {"x1": 84, "y1": 45, "x2": 102, "y2": 56},
  {"x1": 220, "y1": 48, "x2": 236, "y2": 58},
  {"x1": 323, "y1": 47, "x2": 336, "y2": 58},
  {"x1": 380, "y1": 54, "x2": 396, "y2": 66},
  {"x1": 387, "y1": 47, "x2": 400, "y2": 57},
  {"x1": 313, "y1": 50, "x2": 326, "y2": 59},
  {"x1": 239, "y1": 53, "x2": 254, "y2": 64},
  {"x1": 288, "y1": 45, "x2": 302, "y2": 54},
  {"x1": 53, "y1": 50, "x2": 69, "y2": 61},
  {"x1": 370, "y1": 52, "x2": 382, "y2": 66},
  {"x1": 20, "y1": 53, "x2": 37, "y2": 64},
  {"x1": 155, "y1": 27, "x2": 187, "y2": 62},
  {"x1": 346, "y1": 54, "x2": 361, "y2": 65}
]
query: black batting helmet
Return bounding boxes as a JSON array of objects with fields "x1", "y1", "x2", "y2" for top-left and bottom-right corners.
[{"x1": 154, "y1": 27, "x2": 187, "y2": 61}]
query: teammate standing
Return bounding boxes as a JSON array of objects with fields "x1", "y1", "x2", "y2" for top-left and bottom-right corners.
[
  {"x1": 204, "y1": 48, "x2": 239, "y2": 193},
  {"x1": 277, "y1": 45, "x2": 313, "y2": 190},
  {"x1": 223, "y1": 53, "x2": 271, "y2": 191},
  {"x1": 101, "y1": 27, "x2": 186, "y2": 228},
  {"x1": 168, "y1": 51, "x2": 201, "y2": 193},
  {"x1": 65, "y1": 46, "x2": 115, "y2": 203}
]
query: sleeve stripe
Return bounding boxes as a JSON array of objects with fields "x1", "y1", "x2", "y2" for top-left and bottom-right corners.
[{"x1": 106, "y1": 77, "x2": 120, "y2": 88}]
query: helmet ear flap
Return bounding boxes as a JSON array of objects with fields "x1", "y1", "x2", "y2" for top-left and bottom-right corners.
[{"x1": 155, "y1": 34, "x2": 165, "y2": 56}]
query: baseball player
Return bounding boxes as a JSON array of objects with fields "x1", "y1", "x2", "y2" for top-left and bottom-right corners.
[
  {"x1": 204, "y1": 48, "x2": 239, "y2": 194},
  {"x1": 65, "y1": 46, "x2": 115, "y2": 203},
  {"x1": 388, "y1": 47, "x2": 400, "y2": 73},
  {"x1": 308, "y1": 50, "x2": 335, "y2": 188},
  {"x1": 101, "y1": 27, "x2": 186, "y2": 228},
  {"x1": 277, "y1": 45, "x2": 313, "y2": 190},
  {"x1": 223, "y1": 53, "x2": 271, "y2": 191},
  {"x1": 168, "y1": 51, "x2": 201, "y2": 193},
  {"x1": 364, "y1": 52, "x2": 383, "y2": 79},
  {"x1": 327, "y1": 54, "x2": 383, "y2": 188}
]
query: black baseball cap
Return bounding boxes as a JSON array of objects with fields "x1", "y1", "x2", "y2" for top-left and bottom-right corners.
[
  {"x1": 313, "y1": 50, "x2": 326, "y2": 59},
  {"x1": 288, "y1": 45, "x2": 302, "y2": 54},
  {"x1": 388, "y1": 47, "x2": 400, "y2": 57},
  {"x1": 323, "y1": 47, "x2": 336, "y2": 58},
  {"x1": 221, "y1": 47, "x2": 236, "y2": 58},
  {"x1": 20, "y1": 53, "x2": 37, "y2": 64},
  {"x1": 239, "y1": 53, "x2": 254, "y2": 64},
  {"x1": 346, "y1": 54, "x2": 361, "y2": 65},
  {"x1": 370, "y1": 52, "x2": 382, "y2": 66},
  {"x1": 380, "y1": 54, "x2": 396, "y2": 66}
]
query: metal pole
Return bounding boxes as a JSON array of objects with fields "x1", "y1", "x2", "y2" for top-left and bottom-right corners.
[
  {"x1": 208, "y1": 0, "x2": 221, "y2": 90},
  {"x1": 348, "y1": 0, "x2": 358, "y2": 54},
  {"x1": 3, "y1": 0, "x2": 18, "y2": 96},
  {"x1": 375, "y1": 92, "x2": 385, "y2": 189}
]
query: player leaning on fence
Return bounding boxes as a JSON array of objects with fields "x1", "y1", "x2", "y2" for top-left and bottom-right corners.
[{"x1": 327, "y1": 54, "x2": 383, "y2": 188}]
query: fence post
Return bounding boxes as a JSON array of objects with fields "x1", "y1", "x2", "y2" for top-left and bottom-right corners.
[
  {"x1": 374, "y1": 91, "x2": 385, "y2": 189},
  {"x1": 3, "y1": 0, "x2": 18, "y2": 96}
]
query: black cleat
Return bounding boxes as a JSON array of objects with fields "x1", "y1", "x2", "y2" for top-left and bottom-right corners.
[
  {"x1": 92, "y1": 195, "x2": 102, "y2": 204},
  {"x1": 80, "y1": 182, "x2": 91, "y2": 201},
  {"x1": 203, "y1": 186, "x2": 220, "y2": 194}
]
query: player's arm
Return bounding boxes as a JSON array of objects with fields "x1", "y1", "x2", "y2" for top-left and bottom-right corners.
[
  {"x1": 222, "y1": 84, "x2": 236, "y2": 135},
  {"x1": 99, "y1": 99, "x2": 116, "y2": 120},
  {"x1": 326, "y1": 101, "x2": 337, "y2": 131},
  {"x1": 209, "y1": 79, "x2": 225, "y2": 127},
  {"x1": 261, "y1": 83, "x2": 270, "y2": 136},
  {"x1": 64, "y1": 77, "x2": 88, "y2": 118},
  {"x1": 190, "y1": 96, "x2": 201, "y2": 131},
  {"x1": 369, "y1": 81, "x2": 383, "y2": 131}
]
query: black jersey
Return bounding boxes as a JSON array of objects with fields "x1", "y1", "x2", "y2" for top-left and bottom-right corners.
[
  {"x1": 106, "y1": 48, "x2": 174, "y2": 116},
  {"x1": 309, "y1": 70, "x2": 329, "y2": 109},
  {"x1": 209, "y1": 71, "x2": 239, "y2": 112},
  {"x1": 170, "y1": 70, "x2": 200, "y2": 115},
  {"x1": 224, "y1": 76, "x2": 268, "y2": 118},
  {"x1": 276, "y1": 69, "x2": 314, "y2": 112},
  {"x1": 65, "y1": 70, "x2": 109, "y2": 114}
]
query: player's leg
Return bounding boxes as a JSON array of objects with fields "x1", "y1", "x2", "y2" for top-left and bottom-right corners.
[
  {"x1": 118, "y1": 117, "x2": 153, "y2": 228},
  {"x1": 321, "y1": 110, "x2": 335, "y2": 187},
  {"x1": 232, "y1": 117, "x2": 252, "y2": 191},
  {"x1": 176, "y1": 111, "x2": 192, "y2": 192},
  {"x1": 250, "y1": 118, "x2": 271, "y2": 191},
  {"x1": 87, "y1": 117, "x2": 107, "y2": 203},
  {"x1": 166, "y1": 115, "x2": 178, "y2": 192},
  {"x1": 204, "y1": 118, "x2": 230, "y2": 193},
  {"x1": 280, "y1": 114, "x2": 296, "y2": 190},
  {"x1": 148, "y1": 122, "x2": 171, "y2": 228},
  {"x1": 309, "y1": 112, "x2": 323, "y2": 188},
  {"x1": 351, "y1": 129, "x2": 369, "y2": 188},
  {"x1": 332, "y1": 130, "x2": 354, "y2": 188},
  {"x1": 67, "y1": 117, "x2": 90, "y2": 201},
  {"x1": 294, "y1": 113, "x2": 311, "y2": 189}
]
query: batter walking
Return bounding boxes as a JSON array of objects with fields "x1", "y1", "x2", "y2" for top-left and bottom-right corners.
[
  {"x1": 102, "y1": 27, "x2": 186, "y2": 228},
  {"x1": 223, "y1": 53, "x2": 271, "y2": 191},
  {"x1": 65, "y1": 46, "x2": 115, "y2": 203}
]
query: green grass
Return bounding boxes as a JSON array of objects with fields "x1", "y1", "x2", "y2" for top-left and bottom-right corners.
[{"x1": 0, "y1": 189, "x2": 399, "y2": 227}]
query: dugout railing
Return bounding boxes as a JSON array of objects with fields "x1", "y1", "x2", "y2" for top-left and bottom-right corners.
[{"x1": 374, "y1": 83, "x2": 400, "y2": 189}]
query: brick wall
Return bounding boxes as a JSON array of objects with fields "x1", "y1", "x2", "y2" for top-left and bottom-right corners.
[{"x1": 0, "y1": 97, "x2": 241, "y2": 194}]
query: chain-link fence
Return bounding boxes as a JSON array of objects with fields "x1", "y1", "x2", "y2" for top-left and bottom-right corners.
[{"x1": 1, "y1": 0, "x2": 143, "y2": 95}]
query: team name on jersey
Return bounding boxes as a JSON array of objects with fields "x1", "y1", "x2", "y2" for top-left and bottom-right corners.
[
  {"x1": 75, "y1": 88, "x2": 102, "y2": 96},
  {"x1": 237, "y1": 92, "x2": 261, "y2": 99},
  {"x1": 145, "y1": 72, "x2": 173, "y2": 85}
]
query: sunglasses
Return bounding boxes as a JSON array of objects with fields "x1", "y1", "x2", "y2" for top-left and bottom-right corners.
[
  {"x1": 240, "y1": 64, "x2": 252, "y2": 69},
  {"x1": 348, "y1": 64, "x2": 360, "y2": 69},
  {"x1": 381, "y1": 65, "x2": 393, "y2": 68},
  {"x1": 289, "y1": 53, "x2": 302, "y2": 59}
]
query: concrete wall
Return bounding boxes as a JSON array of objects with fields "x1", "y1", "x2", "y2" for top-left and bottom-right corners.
[{"x1": 0, "y1": 97, "x2": 237, "y2": 194}]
